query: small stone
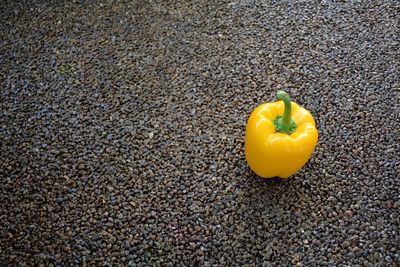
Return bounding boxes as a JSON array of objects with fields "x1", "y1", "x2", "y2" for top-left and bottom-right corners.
[
  {"x1": 344, "y1": 210, "x2": 353, "y2": 218},
  {"x1": 373, "y1": 252, "x2": 381, "y2": 260},
  {"x1": 250, "y1": 59, "x2": 258, "y2": 65},
  {"x1": 342, "y1": 241, "x2": 350, "y2": 249}
]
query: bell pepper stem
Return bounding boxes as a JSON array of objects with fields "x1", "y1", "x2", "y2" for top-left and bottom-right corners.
[
  {"x1": 273, "y1": 90, "x2": 297, "y2": 134},
  {"x1": 277, "y1": 91, "x2": 292, "y2": 130}
]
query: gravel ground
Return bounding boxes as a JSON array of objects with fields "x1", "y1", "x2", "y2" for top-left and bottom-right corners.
[{"x1": 1, "y1": 1, "x2": 399, "y2": 266}]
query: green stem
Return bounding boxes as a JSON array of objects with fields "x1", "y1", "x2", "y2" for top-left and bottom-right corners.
[
  {"x1": 273, "y1": 90, "x2": 297, "y2": 134},
  {"x1": 277, "y1": 91, "x2": 292, "y2": 131}
]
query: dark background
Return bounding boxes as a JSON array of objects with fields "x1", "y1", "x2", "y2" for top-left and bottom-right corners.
[{"x1": 1, "y1": 1, "x2": 399, "y2": 266}]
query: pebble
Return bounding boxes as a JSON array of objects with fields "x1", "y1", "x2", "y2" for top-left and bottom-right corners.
[
  {"x1": 342, "y1": 241, "x2": 350, "y2": 249},
  {"x1": 373, "y1": 252, "x2": 381, "y2": 260},
  {"x1": 0, "y1": 1, "x2": 398, "y2": 266}
]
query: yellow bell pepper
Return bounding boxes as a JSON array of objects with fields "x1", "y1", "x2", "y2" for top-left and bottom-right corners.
[{"x1": 245, "y1": 91, "x2": 318, "y2": 178}]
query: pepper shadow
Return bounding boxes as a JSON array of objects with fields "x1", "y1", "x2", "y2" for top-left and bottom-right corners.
[
  {"x1": 240, "y1": 166, "x2": 297, "y2": 199},
  {"x1": 234, "y1": 165, "x2": 306, "y2": 226}
]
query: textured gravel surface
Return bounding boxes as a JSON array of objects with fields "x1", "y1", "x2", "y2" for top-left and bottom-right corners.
[{"x1": 1, "y1": 1, "x2": 399, "y2": 266}]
